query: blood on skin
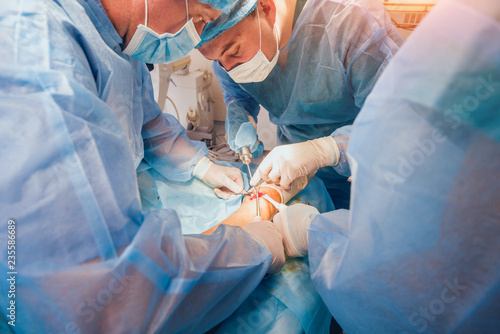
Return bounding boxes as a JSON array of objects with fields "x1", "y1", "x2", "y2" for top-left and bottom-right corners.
[{"x1": 249, "y1": 192, "x2": 264, "y2": 200}]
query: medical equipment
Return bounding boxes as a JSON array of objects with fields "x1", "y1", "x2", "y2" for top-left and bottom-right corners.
[
  {"x1": 238, "y1": 146, "x2": 260, "y2": 216},
  {"x1": 255, "y1": 185, "x2": 260, "y2": 217},
  {"x1": 261, "y1": 194, "x2": 287, "y2": 212},
  {"x1": 157, "y1": 56, "x2": 216, "y2": 147},
  {"x1": 242, "y1": 179, "x2": 264, "y2": 195},
  {"x1": 380, "y1": 0, "x2": 437, "y2": 38},
  {"x1": 381, "y1": 0, "x2": 437, "y2": 30},
  {"x1": 238, "y1": 146, "x2": 252, "y2": 165}
]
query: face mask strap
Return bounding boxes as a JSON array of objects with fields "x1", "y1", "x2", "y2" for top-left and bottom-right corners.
[
  {"x1": 256, "y1": 8, "x2": 262, "y2": 51},
  {"x1": 186, "y1": 0, "x2": 189, "y2": 22},
  {"x1": 273, "y1": 24, "x2": 279, "y2": 52},
  {"x1": 256, "y1": 7, "x2": 279, "y2": 53}
]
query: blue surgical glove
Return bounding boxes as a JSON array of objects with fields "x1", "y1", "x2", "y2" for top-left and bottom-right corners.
[
  {"x1": 235, "y1": 122, "x2": 264, "y2": 159},
  {"x1": 234, "y1": 122, "x2": 258, "y2": 150},
  {"x1": 252, "y1": 141, "x2": 264, "y2": 159},
  {"x1": 226, "y1": 118, "x2": 264, "y2": 159}
]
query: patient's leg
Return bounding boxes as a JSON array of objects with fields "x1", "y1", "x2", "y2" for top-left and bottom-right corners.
[
  {"x1": 202, "y1": 186, "x2": 281, "y2": 234},
  {"x1": 202, "y1": 174, "x2": 313, "y2": 235}
]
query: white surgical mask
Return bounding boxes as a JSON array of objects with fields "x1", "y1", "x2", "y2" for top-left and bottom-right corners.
[
  {"x1": 227, "y1": 9, "x2": 279, "y2": 83},
  {"x1": 123, "y1": 0, "x2": 201, "y2": 64}
]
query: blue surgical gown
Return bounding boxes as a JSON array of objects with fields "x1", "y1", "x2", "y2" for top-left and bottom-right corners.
[
  {"x1": 309, "y1": 0, "x2": 500, "y2": 332},
  {"x1": 0, "y1": 0, "x2": 274, "y2": 332},
  {"x1": 213, "y1": 0, "x2": 403, "y2": 209}
]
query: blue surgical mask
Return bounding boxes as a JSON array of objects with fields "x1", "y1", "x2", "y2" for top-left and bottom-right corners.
[{"x1": 123, "y1": 0, "x2": 201, "y2": 63}]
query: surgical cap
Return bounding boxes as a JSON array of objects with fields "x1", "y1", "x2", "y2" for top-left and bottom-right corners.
[
  {"x1": 198, "y1": 0, "x2": 235, "y2": 10},
  {"x1": 198, "y1": 0, "x2": 257, "y2": 46}
]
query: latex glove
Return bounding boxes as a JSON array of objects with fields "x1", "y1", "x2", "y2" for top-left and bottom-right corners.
[
  {"x1": 243, "y1": 220, "x2": 286, "y2": 274},
  {"x1": 228, "y1": 121, "x2": 264, "y2": 159},
  {"x1": 193, "y1": 157, "x2": 244, "y2": 199},
  {"x1": 251, "y1": 137, "x2": 339, "y2": 189},
  {"x1": 273, "y1": 204, "x2": 320, "y2": 257}
]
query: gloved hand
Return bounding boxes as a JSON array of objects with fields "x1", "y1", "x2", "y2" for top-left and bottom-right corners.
[
  {"x1": 251, "y1": 136, "x2": 339, "y2": 189},
  {"x1": 193, "y1": 157, "x2": 244, "y2": 199},
  {"x1": 227, "y1": 118, "x2": 264, "y2": 159},
  {"x1": 273, "y1": 204, "x2": 320, "y2": 257},
  {"x1": 243, "y1": 219, "x2": 286, "y2": 274},
  {"x1": 260, "y1": 173, "x2": 315, "y2": 205}
]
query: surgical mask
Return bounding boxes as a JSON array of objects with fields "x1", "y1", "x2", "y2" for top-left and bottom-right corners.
[
  {"x1": 123, "y1": 0, "x2": 201, "y2": 64},
  {"x1": 227, "y1": 9, "x2": 279, "y2": 83}
]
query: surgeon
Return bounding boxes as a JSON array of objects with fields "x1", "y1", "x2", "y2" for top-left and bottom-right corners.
[
  {"x1": 268, "y1": 0, "x2": 500, "y2": 332},
  {"x1": 0, "y1": 0, "x2": 287, "y2": 332},
  {"x1": 197, "y1": 0, "x2": 403, "y2": 208}
]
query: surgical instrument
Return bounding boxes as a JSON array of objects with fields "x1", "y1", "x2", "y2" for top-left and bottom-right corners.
[
  {"x1": 242, "y1": 179, "x2": 265, "y2": 195},
  {"x1": 261, "y1": 194, "x2": 287, "y2": 212},
  {"x1": 239, "y1": 146, "x2": 260, "y2": 217}
]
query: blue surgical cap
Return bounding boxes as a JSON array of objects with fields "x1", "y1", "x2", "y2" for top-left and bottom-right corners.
[
  {"x1": 198, "y1": 0, "x2": 257, "y2": 47},
  {"x1": 198, "y1": 0, "x2": 234, "y2": 10}
]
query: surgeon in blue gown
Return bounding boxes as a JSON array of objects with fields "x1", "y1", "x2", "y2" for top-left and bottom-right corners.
[
  {"x1": 197, "y1": 0, "x2": 404, "y2": 209},
  {"x1": 0, "y1": 0, "x2": 288, "y2": 332},
  {"x1": 270, "y1": 0, "x2": 500, "y2": 332}
]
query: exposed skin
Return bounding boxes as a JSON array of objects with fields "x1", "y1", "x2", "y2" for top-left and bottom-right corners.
[
  {"x1": 197, "y1": 0, "x2": 296, "y2": 70},
  {"x1": 100, "y1": 0, "x2": 222, "y2": 48},
  {"x1": 202, "y1": 186, "x2": 283, "y2": 234}
]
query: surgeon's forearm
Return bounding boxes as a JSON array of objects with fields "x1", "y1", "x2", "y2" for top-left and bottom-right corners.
[
  {"x1": 202, "y1": 187, "x2": 282, "y2": 235},
  {"x1": 330, "y1": 126, "x2": 352, "y2": 177},
  {"x1": 142, "y1": 113, "x2": 208, "y2": 182}
]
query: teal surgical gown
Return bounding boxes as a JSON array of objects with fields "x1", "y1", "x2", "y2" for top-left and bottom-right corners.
[
  {"x1": 213, "y1": 0, "x2": 404, "y2": 209},
  {"x1": 309, "y1": 0, "x2": 500, "y2": 332},
  {"x1": 0, "y1": 0, "x2": 274, "y2": 332}
]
